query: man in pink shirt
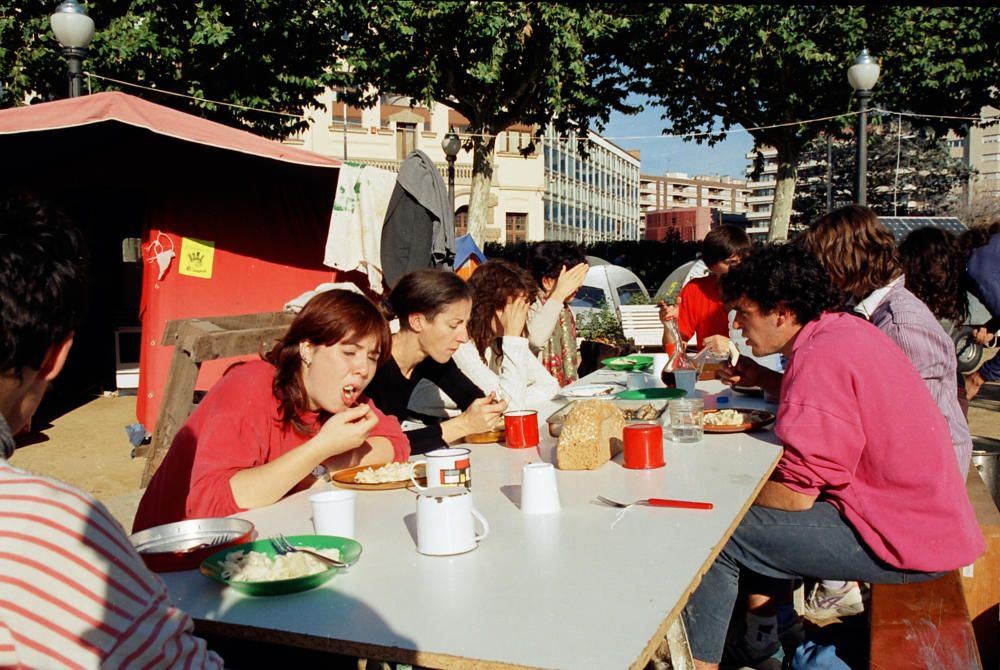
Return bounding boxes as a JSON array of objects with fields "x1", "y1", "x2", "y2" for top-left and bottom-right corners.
[{"x1": 681, "y1": 243, "x2": 985, "y2": 670}]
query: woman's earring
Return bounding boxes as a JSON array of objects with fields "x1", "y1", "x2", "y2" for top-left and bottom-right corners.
[{"x1": 303, "y1": 357, "x2": 312, "y2": 367}]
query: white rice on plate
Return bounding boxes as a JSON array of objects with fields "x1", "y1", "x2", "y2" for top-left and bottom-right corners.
[
  {"x1": 704, "y1": 409, "x2": 748, "y2": 426},
  {"x1": 354, "y1": 461, "x2": 415, "y2": 484},
  {"x1": 219, "y1": 548, "x2": 341, "y2": 582}
]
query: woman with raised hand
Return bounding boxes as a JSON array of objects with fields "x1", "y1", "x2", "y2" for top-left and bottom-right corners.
[
  {"x1": 454, "y1": 259, "x2": 561, "y2": 410},
  {"x1": 525, "y1": 241, "x2": 589, "y2": 385},
  {"x1": 134, "y1": 289, "x2": 409, "y2": 531},
  {"x1": 366, "y1": 269, "x2": 508, "y2": 454}
]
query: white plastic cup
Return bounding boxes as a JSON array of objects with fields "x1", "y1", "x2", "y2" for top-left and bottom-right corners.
[
  {"x1": 521, "y1": 462, "x2": 560, "y2": 514},
  {"x1": 674, "y1": 369, "x2": 697, "y2": 395},
  {"x1": 651, "y1": 353, "x2": 670, "y2": 387},
  {"x1": 310, "y1": 489, "x2": 357, "y2": 537},
  {"x1": 627, "y1": 371, "x2": 650, "y2": 390}
]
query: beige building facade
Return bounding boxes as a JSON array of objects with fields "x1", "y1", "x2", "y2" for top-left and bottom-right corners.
[
  {"x1": 948, "y1": 105, "x2": 1000, "y2": 205},
  {"x1": 290, "y1": 90, "x2": 642, "y2": 244},
  {"x1": 290, "y1": 90, "x2": 545, "y2": 244}
]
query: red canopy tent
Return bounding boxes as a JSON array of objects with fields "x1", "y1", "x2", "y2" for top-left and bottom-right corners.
[{"x1": 0, "y1": 92, "x2": 343, "y2": 431}]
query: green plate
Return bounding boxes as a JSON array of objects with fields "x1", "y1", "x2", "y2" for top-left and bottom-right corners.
[
  {"x1": 601, "y1": 355, "x2": 655, "y2": 371},
  {"x1": 615, "y1": 387, "x2": 687, "y2": 400},
  {"x1": 199, "y1": 535, "x2": 362, "y2": 596}
]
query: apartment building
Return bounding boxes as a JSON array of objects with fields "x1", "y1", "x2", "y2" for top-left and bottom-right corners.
[
  {"x1": 947, "y1": 105, "x2": 1000, "y2": 204},
  {"x1": 744, "y1": 148, "x2": 779, "y2": 237},
  {"x1": 291, "y1": 89, "x2": 641, "y2": 244},
  {"x1": 639, "y1": 172, "x2": 750, "y2": 234},
  {"x1": 542, "y1": 126, "x2": 642, "y2": 242}
]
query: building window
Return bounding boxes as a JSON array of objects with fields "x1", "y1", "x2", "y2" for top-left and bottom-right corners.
[
  {"x1": 506, "y1": 212, "x2": 527, "y2": 243},
  {"x1": 455, "y1": 206, "x2": 469, "y2": 237},
  {"x1": 396, "y1": 122, "x2": 417, "y2": 160}
]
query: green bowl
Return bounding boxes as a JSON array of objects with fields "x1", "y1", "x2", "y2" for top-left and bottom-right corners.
[
  {"x1": 615, "y1": 387, "x2": 687, "y2": 400},
  {"x1": 199, "y1": 535, "x2": 362, "y2": 596},
  {"x1": 602, "y1": 355, "x2": 655, "y2": 371}
]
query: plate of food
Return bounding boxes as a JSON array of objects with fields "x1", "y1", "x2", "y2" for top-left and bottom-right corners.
[
  {"x1": 547, "y1": 399, "x2": 667, "y2": 437},
  {"x1": 199, "y1": 535, "x2": 362, "y2": 596},
  {"x1": 331, "y1": 462, "x2": 426, "y2": 490},
  {"x1": 466, "y1": 428, "x2": 505, "y2": 444},
  {"x1": 702, "y1": 408, "x2": 776, "y2": 433},
  {"x1": 601, "y1": 355, "x2": 654, "y2": 371},
  {"x1": 560, "y1": 383, "x2": 620, "y2": 399}
]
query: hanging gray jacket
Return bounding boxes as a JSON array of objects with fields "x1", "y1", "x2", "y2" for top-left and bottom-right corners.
[{"x1": 381, "y1": 149, "x2": 456, "y2": 287}]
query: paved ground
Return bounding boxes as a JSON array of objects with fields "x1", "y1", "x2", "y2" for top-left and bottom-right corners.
[{"x1": 10, "y1": 383, "x2": 1000, "y2": 531}]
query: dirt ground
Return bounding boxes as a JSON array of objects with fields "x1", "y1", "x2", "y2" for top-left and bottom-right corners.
[{"x1": 9, "y1": 382, "x2": 1000, "y2": 531}]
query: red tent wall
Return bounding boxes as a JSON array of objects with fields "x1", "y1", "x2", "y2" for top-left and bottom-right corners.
[
  {"x1": 0, "y1": 93, "x2": 344, "y2": 431},
  {"x1": 137, "y1": 173, "x2": 338, "y2": 431}
]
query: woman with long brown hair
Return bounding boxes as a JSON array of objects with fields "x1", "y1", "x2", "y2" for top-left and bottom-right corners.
[
  {"x1": 134, "y1": 289, "x2": 409, "y2": 531},
  {"x1": 453, "y1": 259, "x2": 560, "y2": 409}
]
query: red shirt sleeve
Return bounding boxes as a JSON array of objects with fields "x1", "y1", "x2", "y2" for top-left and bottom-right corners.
[
  {"x1": 677, "y1": 281, "x2": 698, "y2": 343},
  {"x1": 365, "y1": 398, "x2": 411, "y2": 461}
]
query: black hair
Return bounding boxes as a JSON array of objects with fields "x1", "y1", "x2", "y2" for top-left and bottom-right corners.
[
  {"x1": 387, "y1": 269, "x2": 472, "y2": 328},
  {"x1": 0, "y1": 192, "x2": 89, "y2": 375},
  {"x1": 702, "y1": 224, "x2": 752, "y2": 266},
  {"x1": 526, "y1": 241, "x2": 587, "y2": 286},
  {"x1": 721, "y1": 243, "x2": 842, "y2": 325}
]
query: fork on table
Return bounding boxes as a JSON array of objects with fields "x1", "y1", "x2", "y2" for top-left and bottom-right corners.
[{"x1": 269, "y1": 534, "x2": 349, "y2": 568}]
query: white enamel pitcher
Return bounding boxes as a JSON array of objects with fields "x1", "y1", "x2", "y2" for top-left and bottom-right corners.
[{"x1": 415, "y1": 486, "x2": 489, "y2": 556}]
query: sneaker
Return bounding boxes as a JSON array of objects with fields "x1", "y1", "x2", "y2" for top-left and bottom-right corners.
[{"x1": 804, "y1": 581, "x2": 865, "y2": 620}]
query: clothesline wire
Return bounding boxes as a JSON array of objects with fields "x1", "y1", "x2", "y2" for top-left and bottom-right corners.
[{"x1": 84, "y1": 71, "x2": 997, "y2": 143}]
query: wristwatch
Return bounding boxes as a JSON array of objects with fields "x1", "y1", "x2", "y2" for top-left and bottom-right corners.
[{"x1": 311, "y1": 464, "x2": 330, "y2": 481}]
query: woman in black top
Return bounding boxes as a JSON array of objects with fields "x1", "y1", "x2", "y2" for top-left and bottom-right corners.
[{"x1": 367, "y1": 269, "x2": 507, "y2": 453}]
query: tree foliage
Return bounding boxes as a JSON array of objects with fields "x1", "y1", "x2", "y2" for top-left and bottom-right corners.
[
  {"x1": 793, "y1": 119, "x2": 974, "y2": 225},
  {"x1": 0, "y1": 0, "x2": 341, "y2": 139},
  {"x1": 330, "y1": 1, "x2": 638, "y2": 245},
  {"x1": 629, "y1": 5, "x2": 1000, "y2": 240}
]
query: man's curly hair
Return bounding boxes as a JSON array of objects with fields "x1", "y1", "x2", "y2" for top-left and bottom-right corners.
[{"x1": 720, "y1": 243, "x2": 843, "y2": 325}]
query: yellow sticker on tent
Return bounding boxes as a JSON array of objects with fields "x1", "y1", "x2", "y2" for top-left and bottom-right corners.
[{"x1": 178, "y1": 237, "x2": 215, "y2": 279}]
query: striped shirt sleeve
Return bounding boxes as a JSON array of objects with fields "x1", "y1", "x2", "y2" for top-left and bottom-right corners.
[{"x1": 0, "y1": 461, "x2": 223, "y2": 669}]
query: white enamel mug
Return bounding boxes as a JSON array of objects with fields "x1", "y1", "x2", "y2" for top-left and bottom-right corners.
[
  {"x1": 415, "y1": 487, "x2": 490, "y2": 556},
  {"x1": 410, "y1": 447, "x2": 472, "y2": 490}
]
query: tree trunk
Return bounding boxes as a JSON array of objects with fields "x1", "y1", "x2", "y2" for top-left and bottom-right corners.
[
  {"x1": 768, "y1": 142, "x2": 800, "y2": 241},
  {"x1": 466, "y1": 135, "x2": 496, "y2": 247}
]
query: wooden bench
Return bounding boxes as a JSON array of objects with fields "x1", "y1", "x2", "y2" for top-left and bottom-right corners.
[
  {"x1": 869, "y1": 570, "x2": 981, "y2": 669},
  {"x1": 869, "y1": 469, "x2": 999, "y2": 670},
  {"x1": 136, "y1": 311, "x2": 294, "y2": 486}
]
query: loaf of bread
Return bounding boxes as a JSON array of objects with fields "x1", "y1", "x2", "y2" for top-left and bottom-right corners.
[{"x1": 556, "y1": 400, "x2": 625, "y2": 470}]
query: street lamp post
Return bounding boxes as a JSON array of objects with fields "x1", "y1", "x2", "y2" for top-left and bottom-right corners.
[
  {"x1": 441, "y1": 127, "x2": 461, "y2": 213},
  {"x1": 50, "y1": 0, "x2": 95, "y2": 98},
  {"x1": 847, "y1": 48, "x2": 880, "y2": 206}
]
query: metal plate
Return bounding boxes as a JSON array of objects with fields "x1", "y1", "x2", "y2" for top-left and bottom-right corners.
[{"x1": 129, "y1": 518, "x2": 255, "y2": 572}]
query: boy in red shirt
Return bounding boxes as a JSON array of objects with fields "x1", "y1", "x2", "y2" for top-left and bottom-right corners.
[{"x1": 660, "y1": 224, "x2": 751, "y2": 351}]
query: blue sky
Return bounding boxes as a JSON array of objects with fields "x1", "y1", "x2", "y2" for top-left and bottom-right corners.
[{"x1": 599, "y1": 101, "x2": 756, "y2": 180}]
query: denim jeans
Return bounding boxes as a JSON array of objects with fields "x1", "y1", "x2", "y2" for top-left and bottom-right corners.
[{"x1": 682, "y1": 502, "x2": 942, "y2": 663}]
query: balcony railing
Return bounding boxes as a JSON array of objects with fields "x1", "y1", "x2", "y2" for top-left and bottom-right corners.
[{"x1": 358, "y1": 158, "x2": 475, "y2": 181}]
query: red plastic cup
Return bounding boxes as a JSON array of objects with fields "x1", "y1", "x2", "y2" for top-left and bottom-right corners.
[
  {"x1": 504, "y1": 410, "x2": 540, "y2": 449},
  {"x1": 623, "y1": 423, "x2": 665, "y2": 469}
]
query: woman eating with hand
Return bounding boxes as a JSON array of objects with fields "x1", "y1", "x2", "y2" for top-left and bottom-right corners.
[
  {"x1": 133, "y1": 289, "x2": 409, "y2": 531},
  {"x1": 366, "y1": 269, "x2": 508, "y2": 453}
]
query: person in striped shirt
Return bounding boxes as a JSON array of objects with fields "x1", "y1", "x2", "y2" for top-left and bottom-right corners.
[{"x1": 0, "y1": 192, "x2": 222, "y2": 669}]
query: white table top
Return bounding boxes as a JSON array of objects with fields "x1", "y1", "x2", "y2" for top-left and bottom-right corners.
[{"x1": 160, "y1": 381, "x2": 781, "y2": 670}]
